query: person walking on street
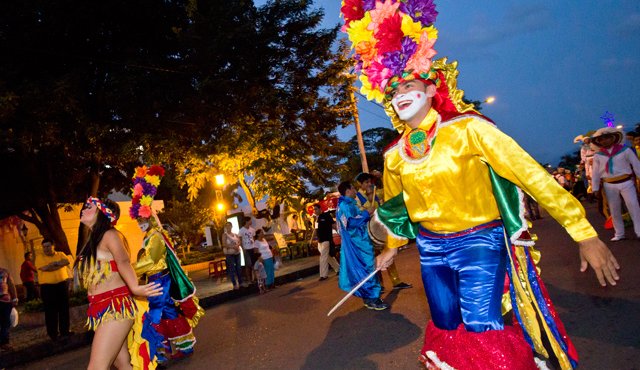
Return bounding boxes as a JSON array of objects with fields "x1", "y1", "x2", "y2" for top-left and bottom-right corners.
[
  {"x1": 590, "y1": 127, "x2": 640, "y2": 241},
  {"x1": 313, "y1": 204, "x2": 340, "y2": 281},
  {"x1": 76, "y1": 197, "x2": 163, "y2": 369},
  {"x1": 20, "y1": 251, "x2": 38, "y2": 301},
  {"x1": 341, "y1": 1, "x2": 619, "y2": 367},
  {"x1": 336, "y1": 181, "x2": 389, "y2": 311},
  {"x1": 0, "y1": 265, "x2": 18, "y2": 351},
  {"x1": 355, "y1": 172, "x2": 412, "y2": 291},
  {"x1": 36, "y1": 238, "x2": 72, "y2": 341}
]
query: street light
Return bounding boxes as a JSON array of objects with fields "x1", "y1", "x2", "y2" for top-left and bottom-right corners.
[
  {"x1": 484, "y1": 96, "x2": 496, "y2": 104},
  {"x1": 215, "y1": 174, "x2": 225, "y2": 187}
]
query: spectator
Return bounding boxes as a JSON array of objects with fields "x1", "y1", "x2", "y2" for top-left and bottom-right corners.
[
  {"x1": 288, "y1": 214, "x2": 304, "y2": 241},
  {"x1": 222, "y1": 222, "x2": 243, "y2": 290},
  {"x1": 336, "y1": 181, "x2": 389, "y2": 311},
  {"x1": 0, "y1": 265, "x2": 18, "y2": 351},
  {"x1": 36, "y1": 238, "x2": 72, "y2": 341},
  {"x1": 20, "y1": 251, "x2": 38, "y2": 301},
  {"x1": 591, "y1": 127, "x2": 640, "y2": 241},
  {"x1": 254, "y1": 229, "x2": 275, "y2": 289},
  {"x1": 313, "y1": 204, "x2": 340, "y2": 281},
  {"x1": 253, "y1": 255, "x2": 267, "y2": 294},
  {"x1": 238, "y1": 217, "x2": 256, "y2": 287},
  {"x1": 524, "y1": 193, "x2": 541, "y2": 221}
]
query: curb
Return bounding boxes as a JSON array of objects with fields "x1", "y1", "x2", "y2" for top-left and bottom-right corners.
[{"x1": 2, "y1": 264, "x2": 319, "y2": 368}]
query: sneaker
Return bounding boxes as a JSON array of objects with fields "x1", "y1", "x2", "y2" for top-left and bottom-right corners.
[
  {"x1": 364, "y1": 298, "x2": 390, "y2": 311},
  {"x1": 611, "y1": 236, "x2": 626, "y2": 242},
  {"x1": 392, "y1": 282, "x2": 413, "y2": 290},
  {"x1": 319, "y1": 276, "x2": 328, "y2": 281}
]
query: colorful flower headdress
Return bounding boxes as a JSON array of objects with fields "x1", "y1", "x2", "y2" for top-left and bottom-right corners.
[
  {"x1": 341, "y1": 0, "x2": 439, "y2": 103},
  {"x1": 129, "y1": 165, "x2": 165, "y2": 219}
]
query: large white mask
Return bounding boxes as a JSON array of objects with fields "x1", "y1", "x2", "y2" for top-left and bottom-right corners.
[
  {"x1": 138, "y1": 221, "x2": 150, "y2": 232},
  {"x1": 391, "y1": 90, "x2": 428, "y2": 121}
]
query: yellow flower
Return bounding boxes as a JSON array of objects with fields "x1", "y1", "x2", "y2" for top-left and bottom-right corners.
[
  {"x1": 347, "y1": 13, "x2": 373, "y2": 46},
  {"x1": 144, "y1": 175, "x2": 160, "y2": 187},
  {"x1": 140, "y1": 195, "x2": 153, "y2": 206},
  {"x1": 401, "y1": 16, "x2": 438, "y2": 42},
  {"x1": 401, "y1": 14, "x2": 423, "y2": 42},
  {"x1": 425, "y1": 25, "x2": 438, "y2": 40},
  {"x1": 359, "y1": 75, "x2": 385, "y2": 103}
]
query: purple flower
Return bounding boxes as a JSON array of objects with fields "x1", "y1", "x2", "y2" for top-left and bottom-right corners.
[
  {"x1": 141, "y1": 181, "x2": 157, "y2": 196},
  {"x1": 399, "y1": 0, "x2": 438, "y2": 26},
  {"x1": 129, "y1": 203, "x2": 140, "y2": 219},
  {"x1": 381, "y1": 37, "x2": 417, "y2": 76},
  {"x1": 362, "y1": 0, "x2": 377, "y2": 12}
]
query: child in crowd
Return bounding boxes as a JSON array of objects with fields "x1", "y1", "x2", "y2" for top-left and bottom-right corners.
[{"x1": 253, "y1": 256, "x2": 267, "y2": 294}]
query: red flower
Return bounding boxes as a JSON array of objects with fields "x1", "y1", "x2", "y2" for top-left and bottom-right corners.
[
  {"x1": 147, "y1": 165, "x2": 165, "y2": 177},
  {"x1": 132, "y1": 196, "x2": 141, "y2": 205},
  {"x1": 341, "y1": 0, "x2": 365, "y2": 26},
  {"x1": 375, "y1": 14, "x2": 403, "y2": 54}
]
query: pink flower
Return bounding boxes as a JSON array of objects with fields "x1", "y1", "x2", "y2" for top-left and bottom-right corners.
[
  {"x1": 138, "y1": 205, "x2": 152, "y2": 218},
  {"x1": 133, "y1": 183, "x2": 144, "y2": 197},
  {"x1": 405, "y1": 32, "x2": 437, "y2": 72}
]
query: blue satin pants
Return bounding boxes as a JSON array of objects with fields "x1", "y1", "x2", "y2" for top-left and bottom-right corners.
[{"x1": 417, "y1": 222, "x2": 507, "y2": 333}]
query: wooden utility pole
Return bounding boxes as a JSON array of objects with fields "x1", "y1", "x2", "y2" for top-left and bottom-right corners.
[{"x1": 350, "y1": 84, "x2": 369, "y2": 173}]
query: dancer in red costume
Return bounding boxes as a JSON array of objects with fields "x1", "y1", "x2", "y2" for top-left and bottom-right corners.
[
  {"x1": 340, "y1": 1, "x2": 620, "y2": 369},
  {"x1": 76, "y1": 197, "x2": 162, "y2": 370}
]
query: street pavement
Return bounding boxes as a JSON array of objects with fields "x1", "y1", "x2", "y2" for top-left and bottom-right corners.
[{"x1": 4, "y1": 201, "x2": 640, "y2": 369}]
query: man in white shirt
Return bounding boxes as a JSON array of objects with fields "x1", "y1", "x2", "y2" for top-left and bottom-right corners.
[
  {"x1": 238, "y1": 217, "x2": 256, "y2": 286},
  {"x1": 591, "y1": 127, "x2": 640, "y2": 241}
]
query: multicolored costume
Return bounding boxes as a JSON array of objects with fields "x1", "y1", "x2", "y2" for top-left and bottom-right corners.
[
  {"x1": 128, "y1": 165, "x2": 204, "y2": 368},
  {"x1": 82, "y1": 260, "x2": 138, "y2": 331},
  {"x1": 341, "y1": 1, "x2": 592, "y2": 368}
]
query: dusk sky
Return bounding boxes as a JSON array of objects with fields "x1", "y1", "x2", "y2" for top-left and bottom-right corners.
[{"x1": 309, "y1": 0, "x2": 640, "y2": 166}]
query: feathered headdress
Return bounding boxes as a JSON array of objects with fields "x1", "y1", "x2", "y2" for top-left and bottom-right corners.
[
  {"x1": 129, "y1": 165, "x2": 165, "y2": 219},
  {"x1": 341, "y1": 0, "x2": 439, "y2": 103}
]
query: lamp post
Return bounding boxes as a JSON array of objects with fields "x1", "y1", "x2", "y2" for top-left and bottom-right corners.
[{"x1": 214, "y1": 174, "x2": 226, "y2": 249}]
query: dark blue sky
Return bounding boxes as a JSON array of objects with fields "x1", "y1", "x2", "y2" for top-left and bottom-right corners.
[{"x1": 313, "y1": 0, "x2": 640, "y2": 165}]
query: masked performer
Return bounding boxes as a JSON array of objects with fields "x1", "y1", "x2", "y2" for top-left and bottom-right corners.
[
  {"x1": 76, "y1": 197, "x2": 162, "y2": 370},
  {"x1": 129, "y1": 165, "x2": 204, "y2": 367},
  {"x1": 340, "y1": 1, "x2": 620, "y2": 369}
]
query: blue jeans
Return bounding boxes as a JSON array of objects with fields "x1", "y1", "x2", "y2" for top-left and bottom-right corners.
[{"x1": 225, "y1": 253, "x2": 243, "y2": 286}]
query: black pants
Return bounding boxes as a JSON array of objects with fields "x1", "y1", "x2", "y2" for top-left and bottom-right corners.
[
  {"x1": 40, "y1": 281, "x2": 70, "y2": 339},
  {"x1": 0, "y1": 301, "x2": 11, "y2": 345},
  {"x1": 23, "y1": 281, "x2": 38, "y2": 301}
]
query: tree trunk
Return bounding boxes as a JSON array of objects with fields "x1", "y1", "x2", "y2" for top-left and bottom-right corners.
[{"x1": 238, "y1": 174, "x2": 257, "y2": 214}]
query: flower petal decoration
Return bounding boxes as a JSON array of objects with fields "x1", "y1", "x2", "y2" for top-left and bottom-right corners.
[
  {"x1": 129, "y1": 165, "x2": 164, "y2": 219},
  {"x1": 342, "y1": 0, "x2": 439, "y2": 103}
]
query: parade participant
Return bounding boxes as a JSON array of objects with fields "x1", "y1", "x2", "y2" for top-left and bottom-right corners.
[
  {"x1": 76, "y1": 197, "x2": 162, "y2": 370},
  {"x1": 129, "y1": 165, "x2": 204, "y2": 366},
  {"x1": 336, "y1": 181, "x2": 389, "y2": 311},
  {"x1": 354, "y1": 172, "x2": 411, "y2": 291},
  {"x1": 341, "y1": 1, "x2": 619, "y2": 368},
  {"x1": 590, "y1": 127, "x2": 640, "y2": 241}
]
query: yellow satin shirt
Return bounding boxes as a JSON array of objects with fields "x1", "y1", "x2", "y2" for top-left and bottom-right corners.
[
  {"x1": 383, "y1": 109, "x2": 596, "y2": 248},
  {"x1": 134, "y1": 230, "x2": 168, "y2": 278}
]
